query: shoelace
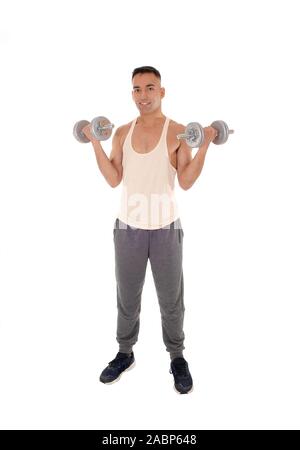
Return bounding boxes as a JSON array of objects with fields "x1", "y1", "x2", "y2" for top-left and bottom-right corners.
[
  {"x1": 108, "y1": 353, "x2": 130, "y2": 370},
  {"x1": 172, "y1": 359, "x2": 188, "y2": 377}
]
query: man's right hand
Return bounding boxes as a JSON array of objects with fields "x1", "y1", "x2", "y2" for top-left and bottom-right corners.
[{"x1": 203, "y1": 126, "x2": 218, "y2": 143}]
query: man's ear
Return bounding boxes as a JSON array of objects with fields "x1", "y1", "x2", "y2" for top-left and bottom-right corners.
[{"x1": 161, "y1": 87, "x2": 165, "y2": 98}]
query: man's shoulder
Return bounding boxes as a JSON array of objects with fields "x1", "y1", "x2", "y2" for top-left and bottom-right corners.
[
  {"x1": 168, "y1": 119, "x2": 186, "y2": 145},
  {"x1": 116, "y1": 121, "x2": 132, "y2": 135},
  {"x1": 116, "y1": 121, "x2": 133, "y2": 147},
  {"x1": 169, "y1": 119, "x2": 185, "y2": 133}
]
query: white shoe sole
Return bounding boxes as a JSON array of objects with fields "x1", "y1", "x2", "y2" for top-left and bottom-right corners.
[
  {"x1": 173, "y1": 384, "x2": 194, "y2": 394},
  {"x1": 101, "y1": 360, "x2": 136, "y2": 385}
]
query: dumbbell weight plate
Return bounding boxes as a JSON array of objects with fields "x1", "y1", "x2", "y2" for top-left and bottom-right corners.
[
  {"x1": 73, "y1": 120, "x2": 90, "y2": 143},
  {"x1": 91, "y1": 116, "x2": 114, "y2": 141},
  {"x1": 184, "y1": 122, "x2": 205, "y2": 148},
  {"x1": 211, "y1": 120, "x2": 229, "y2": 145}
]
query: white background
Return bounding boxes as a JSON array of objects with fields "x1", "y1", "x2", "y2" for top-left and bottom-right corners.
[{"x1": 0, "y1": 0, "x2": 299, "y2": 430}]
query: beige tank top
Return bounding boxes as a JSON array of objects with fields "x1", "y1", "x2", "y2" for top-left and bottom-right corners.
[{"x1": 116, "y1": 116, "x2": 180, "y2": 230}]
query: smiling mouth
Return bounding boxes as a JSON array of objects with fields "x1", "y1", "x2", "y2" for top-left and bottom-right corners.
[{"x1": 139, "y1": 102, "x2": 151, "y2": 106}]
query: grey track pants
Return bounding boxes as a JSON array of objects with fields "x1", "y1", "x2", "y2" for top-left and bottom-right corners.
[{"x1": 113, "y1": 217, "x2": 185, "y2": 361}]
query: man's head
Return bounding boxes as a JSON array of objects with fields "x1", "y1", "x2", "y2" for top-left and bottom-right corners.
[{"x1": 131, "y1": 66, "x2": 165, "y2": 116}]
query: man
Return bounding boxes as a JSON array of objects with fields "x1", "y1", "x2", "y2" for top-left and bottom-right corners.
[{"x1": 83, "y1": 66, "x2": 217, "y2": 394}]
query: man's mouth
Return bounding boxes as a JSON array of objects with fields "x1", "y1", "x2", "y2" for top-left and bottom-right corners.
[{"x1": 139, "y1": 102, "x2": 151, "y2": 106}]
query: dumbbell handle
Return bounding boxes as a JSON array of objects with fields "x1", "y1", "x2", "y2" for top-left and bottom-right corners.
[
  {"x1": 177, "y1": 128, "x2": 234, "y2": 140},
  {"x1": 95, "y1": 123, "x2": 114, "y2": 130},
  {"x1": 177, "y1": 132, "x2": 189, "y2": 139},
  {"x1": 208, "y1": 127, "x2": 235, "y2": 137}
]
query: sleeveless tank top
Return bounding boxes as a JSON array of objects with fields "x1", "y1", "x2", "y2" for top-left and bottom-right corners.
[{"x1": 116, "y1": 116, "x2": 180, "y2": 230}]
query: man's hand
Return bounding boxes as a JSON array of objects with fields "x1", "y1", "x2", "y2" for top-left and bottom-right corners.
[
  {"x1": 82, "y1": 123, "x2": 97, "y2": 143},
  {"x1": 203, "y1": 126, "x2": 218, "y2": 144}
]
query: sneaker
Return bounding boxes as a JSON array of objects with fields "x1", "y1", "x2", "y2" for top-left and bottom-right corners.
[
  {"x1": 99, "y1": 351, "x2": 135, "y2": 384},
  {"x1": 169, "y1": 357, "x2": 193, "y2": 394}
]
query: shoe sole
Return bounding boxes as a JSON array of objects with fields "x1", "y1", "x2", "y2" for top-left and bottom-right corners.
[
  {"x1": 100, "y1": 360, "x2": 136, "y2": 385},
  {"x1": 173, "y1": 384, "x2": 194, "y2": 395}
]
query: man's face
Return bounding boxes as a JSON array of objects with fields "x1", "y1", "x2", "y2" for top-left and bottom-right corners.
[{"x1": 132, "y1": 73, "x2": 165, "y2": 115}]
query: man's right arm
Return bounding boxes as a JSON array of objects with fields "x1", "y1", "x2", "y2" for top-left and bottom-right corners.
[{"x1": 89, "y1": 126, "x2": 123, "y2": 188}]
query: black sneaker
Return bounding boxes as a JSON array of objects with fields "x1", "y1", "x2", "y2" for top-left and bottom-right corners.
[
  {"x1": 169, "y1": 357, "x2": 193, "y2": 394},
  {"x1": 99, "y1": 351, "x2": 135, "y2": 384}
]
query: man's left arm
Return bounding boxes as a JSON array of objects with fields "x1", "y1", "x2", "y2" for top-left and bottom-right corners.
[{"x1": 176, "y1": 125, "x2": 218, "y2": 190}]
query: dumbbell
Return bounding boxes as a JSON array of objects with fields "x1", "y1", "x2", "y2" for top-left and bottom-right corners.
[
  {"x1": 177, "y1": 120, "x2": 234, "y2": 148},
  {"x1": 73, "y1": 116, "x2": 114, "y2": 143}
]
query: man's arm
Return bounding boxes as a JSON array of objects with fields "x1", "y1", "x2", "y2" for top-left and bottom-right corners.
[
  {"x1": 83, "y1": 124, "x2": 123, "y2": 188},
  {"x1": 108, "y1": 126, "x2": 123, "y2": 187},
  {"x1": 176, "y1": 124, "x2": 217, "y2": 190}
]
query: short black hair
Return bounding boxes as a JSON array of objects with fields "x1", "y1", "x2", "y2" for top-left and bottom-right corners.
[{"x1": 132, "y1": 66, "x2": 161, "y2": 81}]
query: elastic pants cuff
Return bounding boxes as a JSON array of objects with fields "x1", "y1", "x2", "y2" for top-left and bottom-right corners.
[{"x1": 170, "y1": 351, "x2": 184, "y2": 361}]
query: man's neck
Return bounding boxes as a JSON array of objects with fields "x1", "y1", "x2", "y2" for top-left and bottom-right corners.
[{"x1": 137, "y1": 112, "x2": 165, "y2": 127}]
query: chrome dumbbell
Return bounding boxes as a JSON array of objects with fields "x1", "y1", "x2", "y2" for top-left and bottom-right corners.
[
  {"x1": 73, "y1": 116, "x2": 114, "y2": 143},
  {"x1": 177, "y1": 120, "x2": 234, "y2": 148}
]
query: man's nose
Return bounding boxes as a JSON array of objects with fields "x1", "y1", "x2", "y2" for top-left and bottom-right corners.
[{"x1": 139, "y1": 90, "x2": 149, "y2": 98}]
